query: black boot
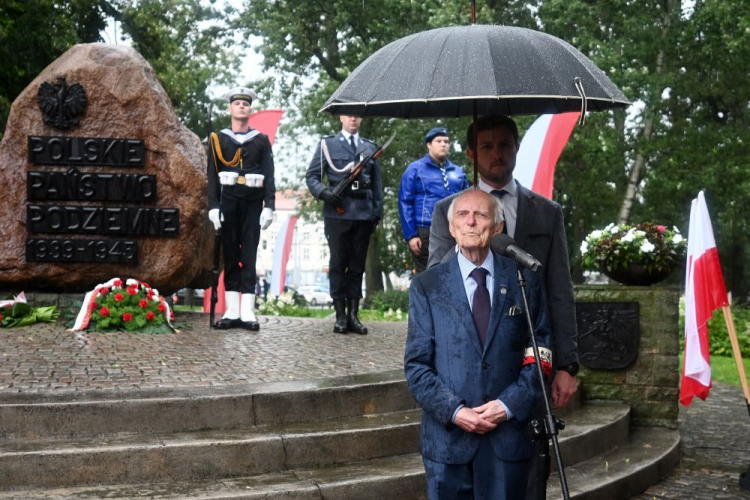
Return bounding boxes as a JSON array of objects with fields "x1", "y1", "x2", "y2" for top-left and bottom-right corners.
[
  {"x1": 347, "y1": 298, "x2": 368, "y2": 335},
  {"x1": 333, "y1": 299, "x2": 348, "y2": 334}
]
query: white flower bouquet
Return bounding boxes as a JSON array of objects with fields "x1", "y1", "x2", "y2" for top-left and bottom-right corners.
[{"x1": 581, "y1": 222, "x2": 687, "y2": 277}]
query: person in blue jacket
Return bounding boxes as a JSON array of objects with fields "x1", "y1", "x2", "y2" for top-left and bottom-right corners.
[{"x1": 398, "y1": 127, "x2": 469, "y2": 273}]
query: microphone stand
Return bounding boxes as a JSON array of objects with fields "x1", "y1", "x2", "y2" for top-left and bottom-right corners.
[{"x1": 516, "y1": 266, "x2": 570, "y2": 500}]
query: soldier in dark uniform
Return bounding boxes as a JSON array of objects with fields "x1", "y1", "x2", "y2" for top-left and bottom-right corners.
[
  {"x1": 207, "y1": 87, "x2": 276, "y2": 331},
  {"x1": 306, "y1": 115, "x2": 383, "y2": 335}
]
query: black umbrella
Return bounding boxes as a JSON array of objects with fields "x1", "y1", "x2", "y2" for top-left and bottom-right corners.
[{"x1": 321, "y1": 25, "x2": 629, "y2": 119}]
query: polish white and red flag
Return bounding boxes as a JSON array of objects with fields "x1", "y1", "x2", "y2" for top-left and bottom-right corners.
[
  {"x1": 680, "y1": 191, "x2": 729, "y2": 407},
  {"x1": 269, "y1": 216, "x2": 298, "y2": 297},
  {"x1": 515, "y1": 112, "x2": 580, "y2": 198}
]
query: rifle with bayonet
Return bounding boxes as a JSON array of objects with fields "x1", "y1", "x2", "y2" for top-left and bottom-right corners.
[
  {"x1": 209, "y1": 227, "x2": 221, "y2": 327},
  {"x1": 332, "y1": 133, "x2": 395, "y2": 215}
]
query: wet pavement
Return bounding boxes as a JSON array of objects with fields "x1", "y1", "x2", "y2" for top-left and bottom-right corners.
[
  {"x1": 0, "y1": 312, "x2": 406, "y2": 397},
  {"x1": 633, "y1": 382, "x2": 750, "y2": 499},
  {"x1": 0, "y1": 313, "x2": 748, "y2": 498}
]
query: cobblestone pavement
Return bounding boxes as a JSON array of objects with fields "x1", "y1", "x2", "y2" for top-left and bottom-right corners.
[
  {"x1": 633, "y1": 383, "x2": 750, "y2": 499},
  {"x1": 0, "y1": 313, "x2": 407, "y2": 396}
]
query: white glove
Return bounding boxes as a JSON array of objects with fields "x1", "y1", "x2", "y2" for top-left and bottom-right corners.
[
  {"x1": 260, "y1": 208, "x2": 274, "y2": 230},
  {"x1": 208, "y1": 209, "x2": 222, "y2": 230}
]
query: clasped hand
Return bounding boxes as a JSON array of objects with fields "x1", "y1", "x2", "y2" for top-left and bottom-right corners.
[{"x1": 454, "y1": 401, "x2": 507, "y2": 435}]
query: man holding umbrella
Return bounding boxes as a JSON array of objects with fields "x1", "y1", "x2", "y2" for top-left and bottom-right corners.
[
  {"x1": 428, "y1": 115, "x2": 579, "y2": 499},
  {"x1": 306, "y1": 115, "x2": 383, "y2": 335}
]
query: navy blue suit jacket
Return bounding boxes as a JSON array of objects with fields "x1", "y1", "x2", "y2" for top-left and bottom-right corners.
[{"x1": 404, "y1": 250, "x2": 551, "y2": 465}]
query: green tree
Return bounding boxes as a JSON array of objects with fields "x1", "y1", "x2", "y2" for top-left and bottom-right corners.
[
  {"x1": 0, "y1": 0, "x2": 237, "y2": 140},
  {"x1": 105, "y1": 0, "x2": 239, "y2": 138},
  {"x1": 240, "y1": 0, "x2": 532, "y2": 297},
  {"x1": 0, "y1": 0, "x2": 107, "y2": 139}
]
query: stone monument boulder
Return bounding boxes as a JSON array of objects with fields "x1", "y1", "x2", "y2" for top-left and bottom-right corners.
[{"x1": 0, "y1": 43, "x2": 212, "y2": 293}]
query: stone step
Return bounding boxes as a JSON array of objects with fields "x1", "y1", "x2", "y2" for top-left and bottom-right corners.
[
  {"x1": 0, "y1": 453, "x2": 428, "y2": 499},
  {"x1": 547, "y1": 427, "x2": 681, "y2": 500},
  {"x1": 0, "y1": 370, "x2": 417, "y2": 440},
  {"x1": 0, "y1": 409, "x2": 422, "y2": 489},
  {"x1": 0, "y1": 426, "x2": 680, "y2": 500},
  {"x1": 555, "y1": 402, "x2": 630, "y2": 467}
]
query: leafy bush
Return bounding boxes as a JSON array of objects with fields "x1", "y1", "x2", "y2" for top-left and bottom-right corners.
[
  {"x1": 257, "y1": 292, "x2": 321, "y2": 318},
  {"x1": 368, "y1": 289, "x2": 409, "y2": 312},
  {"x1": 679, "y1": 299, "x2": 750, "y2": 358},
  {"x1": 707, "y1": 307, "x2": 750, "y2": 358}
]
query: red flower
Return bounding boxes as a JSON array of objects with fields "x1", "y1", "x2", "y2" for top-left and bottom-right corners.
[
  {"x1": 170, "y1": 311, "x2": 175, "y2": 321},
  {"x1": 115, "y1": 293, "x2": 124, "y2": 302},
  {"x1": 113, "y1": 279, "x2": 123, "y2": 287},
  {"x1": 146, "y1": 311, "x2": 155, "y2": 322},
  {"x1": 127, "y1": 287, "x2": 138, "y2": 296},
  {"x1": 0, "y1": 313, "x2": 3, "y2": 322},
  {"x1": 100, "y1": 307, "x2": 110, "y2": 317},
  {"x1": 146, "y1": 290, "x2": 154, "y2": 300},
  {"x1": 138, "y1": 299, "x2": 148, "y2": 308},
  {"x1": 123, "y1": 312, "x2": 133, "y2": 322},
  {"x1": 657, "y1": 225, "x2": 666, "y2": 233},
  {"x1": 100, "y1": 288, "x2": 109, "y2": 295},
  {"x1": 158, "y1": 303, "x2": 166, "y2": 312}
]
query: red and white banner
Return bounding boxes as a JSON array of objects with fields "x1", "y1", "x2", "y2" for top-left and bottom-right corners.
[
  {"x1": 249, "y1": 109, "x2": 284, "y2": 146},
  {"x1": 270, "y1": 216, "x2": 298, "y2": 297},
  {"x1": 516, "y1": 112, "x2": 580, "y2": 198},
  {"x1": 681, "y1": 191, "x2": 729, "y2": 407}
]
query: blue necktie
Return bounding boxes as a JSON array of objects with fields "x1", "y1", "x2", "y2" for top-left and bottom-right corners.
[
  {"x1": 349, "y1": 136, "x2": 356, "y2": 151},
  {"x1": 470, "y1": 267, "x2": 490, "y2": 346}
]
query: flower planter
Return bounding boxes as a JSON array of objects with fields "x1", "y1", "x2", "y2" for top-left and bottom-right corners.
[{"x1": 601, "y1": 263, "x2": 676, "y2": 286}]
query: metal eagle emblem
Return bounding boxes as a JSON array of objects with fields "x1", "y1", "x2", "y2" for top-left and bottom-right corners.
[{"x1": 37, "y1": 77, "x2": 87, "y2": 130}]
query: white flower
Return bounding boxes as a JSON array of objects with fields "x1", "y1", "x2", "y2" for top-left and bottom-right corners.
[
  {"x1": 610, "y1": 225, "x2": 620, "y2": 234},
  {"x1": 672, "y1": 234, "x2": 684, "y2": 244},
  {"x1": 126, "y1": 279, "x2": 138, "y2": 287},
  {"x1": 621, "y1": 232, "x2": 636, "y2": 243},
  {"x1": 590, "y1": 230, "x2": 603, "y2": 240},
  {"x1": 580, "y1": 241, "x2": 589, "y2": 254},
  {"x1": 605, "y1": 223, "x2": 616, "y2": 231},
  {"x1": 640, "y1": 241, "x2": 655, "y2": 253}
]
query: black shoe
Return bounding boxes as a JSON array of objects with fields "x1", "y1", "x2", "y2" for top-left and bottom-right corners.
[
  {"x1": 214, "y1": 317, "x2": 242, "y2": 329},
  {"x1": 347, "y1": 298, "x2": 368, "y2": 335},
  {"x1": 333, "y1": 299, "x2": 348, "y2": 334},
  {"x1": 240, "y1": 320, "x2": 260, "y2": 331}
]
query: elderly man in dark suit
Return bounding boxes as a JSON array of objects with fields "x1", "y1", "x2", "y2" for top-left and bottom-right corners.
[
  {"x1": 306, "y1": 115, "x2": 383, "y2": 335},
  {"x1": 406, "y1": 189, "x2": 551, "y2": 499},
  {"x1": 428, "y1": 115, "x2": 578, "y2": 499}
]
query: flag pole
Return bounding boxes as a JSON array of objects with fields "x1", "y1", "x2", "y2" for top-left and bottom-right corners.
[
  {"x1": 722, "y1": 304, "x2": 750, "y2": 492},
  {"x1": 722, "y1": 305, "x2": 750, "y2": 407}
]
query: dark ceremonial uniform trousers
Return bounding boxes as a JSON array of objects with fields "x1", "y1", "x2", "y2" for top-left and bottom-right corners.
[
  {"x1": 305, "y1": 133, "x2": 383, "y2": 301},
  {"x1": 207, "y1": 129, "x2": 276, "y2": 294},
  {"x1": 324, "y1": 218, "x2": 374, "y2": 299},
  {"x1": 412, "y1": 226, "x2": 431, "y2": 274}
]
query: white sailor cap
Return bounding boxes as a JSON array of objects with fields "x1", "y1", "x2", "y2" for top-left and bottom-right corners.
[{"x1": 225, "y1": 87, "x2": 258, "y2": 104}]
